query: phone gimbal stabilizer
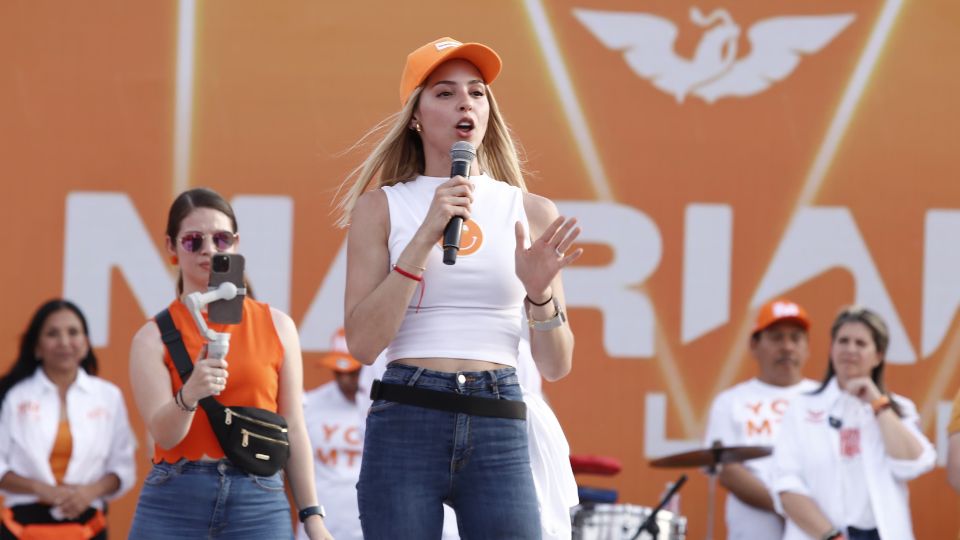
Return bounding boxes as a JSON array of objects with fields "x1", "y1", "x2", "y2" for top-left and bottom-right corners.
[{"x1": 183, "y1": 282, "x2": 245, "y2": 359}]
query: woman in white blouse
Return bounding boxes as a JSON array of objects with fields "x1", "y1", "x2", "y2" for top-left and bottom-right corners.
[
  {"x1": 771, "y1": 306, "x2": 935, "y2": 540},
  {"x1": 0, "y1": 299, "x2": 136, "y2": 539}
]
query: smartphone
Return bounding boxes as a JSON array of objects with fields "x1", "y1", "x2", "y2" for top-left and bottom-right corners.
[{"x1": 208, "y1": 253, "x2": 245, "y2": 324}]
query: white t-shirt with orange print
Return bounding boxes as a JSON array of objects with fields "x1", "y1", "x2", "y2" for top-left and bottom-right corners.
[
  {"x1": 704, "y1": 377, "x2": 819, "y2": 540},
  {"x1": 297, "y1": 381, "x2": 364, "y2": 540}
]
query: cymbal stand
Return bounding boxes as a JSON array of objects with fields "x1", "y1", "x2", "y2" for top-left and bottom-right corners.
[
  {"x1": 705, "y1": 441, "x2": 724, "y2": 540},
  {"x1": 706, "y1": 459, "x2": 718, "y2": 540}
]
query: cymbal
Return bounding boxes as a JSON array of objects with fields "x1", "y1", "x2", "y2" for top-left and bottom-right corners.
[{"x1": 649, "y1": 445, "x2": 772, "y2": 468}]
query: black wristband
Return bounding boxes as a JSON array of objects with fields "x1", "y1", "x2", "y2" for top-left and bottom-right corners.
[
  {"x1": 820, "y1": 528, "x2": 843, "y2": 540},
  {"x1": 175, "y1": 387, "x2": 197, "y2": 412},
  {"x1": 525, "y1": 294, "x2": 553, "y2": 307},
  {"x1": 298, "y1": 505, "x2": 326, "y2": 522}
]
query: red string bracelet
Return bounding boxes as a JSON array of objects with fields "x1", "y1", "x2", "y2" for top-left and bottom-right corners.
[{"x1": 393, "y1": 265, "x2": 425, "y2": 313}]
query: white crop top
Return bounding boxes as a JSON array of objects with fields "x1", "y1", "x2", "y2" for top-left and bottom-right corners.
[{"x1": 382, "y1": 174, "x2": 530, "y2": 367}]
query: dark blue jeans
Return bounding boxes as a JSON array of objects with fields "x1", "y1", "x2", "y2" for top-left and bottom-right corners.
[
  {"x1": 847, "y1": 526, "x2": 880, "y2": 540},
  {"x1": 129, "y1": 459, "x2": 293, "y2": 539},
  {"x1": 357, "y1": 364, "x2": 541, "y2": 539}
]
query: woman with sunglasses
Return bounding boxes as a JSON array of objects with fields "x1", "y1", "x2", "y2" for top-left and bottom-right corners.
[
  {"x1": 771, "y1": 306, "x2": 935, "y2": 540},
  {"x1": 338, "y1": 37, "x2": 581, "y2": 539},
  {"x1": 0, "y1": 299, "x2": 136, "y2": 539},
  {"x1": 128, "y1": 188, "x2": 332, "y2": 540}
]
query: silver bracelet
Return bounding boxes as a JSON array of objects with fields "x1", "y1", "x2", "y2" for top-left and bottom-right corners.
[{"x1": 526, "y1": 297, "x2": 567, "y2": 331}]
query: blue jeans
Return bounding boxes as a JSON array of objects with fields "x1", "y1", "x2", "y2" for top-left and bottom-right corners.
[
  {"x1": 847, "y1": 526, "x2": 880, "y2": 540},
  {"x1": 358, "y1": 364, "x2": 541, "y2": 539},
  {"x1": 129, "y1": 459, "x2": 293, "y2": 539}
]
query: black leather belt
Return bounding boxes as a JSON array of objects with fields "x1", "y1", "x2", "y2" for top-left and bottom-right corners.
[{"x1": 370, "y1": 379, "x2": 526, "y2": 420}]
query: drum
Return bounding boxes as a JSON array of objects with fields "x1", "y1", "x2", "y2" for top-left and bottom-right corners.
[{"x1": 571, "y1": 503, "x2": 687, "y2": 540}]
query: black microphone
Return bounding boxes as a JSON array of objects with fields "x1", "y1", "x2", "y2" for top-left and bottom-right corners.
[
  {"x1": 828, "y1": 416, "x2": 842, "y2": 429},
  {"x1": 442, "y1": 141, "x2": 476, "y2": 265}
]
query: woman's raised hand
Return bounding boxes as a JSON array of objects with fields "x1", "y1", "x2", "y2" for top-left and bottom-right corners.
[
  {"x1": 845, "y1": 376, "x2": 882, "y2": 403},
  {"x1": 514, "y1": 216, "x2": 582, "y2": 301}
]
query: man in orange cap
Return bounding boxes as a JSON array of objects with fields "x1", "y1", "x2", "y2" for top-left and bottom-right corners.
[
  {"x1": 704, "y1": 299, "x2": 818, "y2": 540},
  {"x1": 298, "y1": 329, "x2": 364, "y2": 540}
]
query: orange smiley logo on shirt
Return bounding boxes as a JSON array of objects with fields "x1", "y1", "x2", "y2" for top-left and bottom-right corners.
[{"x1": 438, "y1": 220, "x2": 484, "y2": 257}]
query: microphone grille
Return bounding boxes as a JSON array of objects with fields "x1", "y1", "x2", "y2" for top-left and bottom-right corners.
[{"x1": 450, "y1": 141, "x2": 476, "y2": 162}]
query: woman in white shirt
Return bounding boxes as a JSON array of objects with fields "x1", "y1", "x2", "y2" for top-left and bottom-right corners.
[
  {"x1": 771, "y1": 306, "x2": 935, "y2": 540},
  {"x1": 0, "y1": 299, "x2": 136, "y2": 539},
  {"x1": 338, "y1": 37, "x2": 581, "y2": 538}
]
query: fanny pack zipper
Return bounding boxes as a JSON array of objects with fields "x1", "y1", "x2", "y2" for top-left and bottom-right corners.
[
  {"x1": 241, "y1": 428, "x2": 290, "y2": 448},
  {"x1": 225, "y1": 407, "x2": 288, "y2": 433}
]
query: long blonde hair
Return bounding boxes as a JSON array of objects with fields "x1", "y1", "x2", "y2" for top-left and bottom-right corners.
[{"x1": 334, "y1": 84, "x2": 527, "y2": 228}]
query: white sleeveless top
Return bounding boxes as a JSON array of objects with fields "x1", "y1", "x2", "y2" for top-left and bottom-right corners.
[{"x1": 381, "y1": 174, "x2": 530, "y2": 367}]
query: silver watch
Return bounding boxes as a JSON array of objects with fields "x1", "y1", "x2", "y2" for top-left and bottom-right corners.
[{"x1": 527, "y1": 297, "x2": 567, "y2": 331}]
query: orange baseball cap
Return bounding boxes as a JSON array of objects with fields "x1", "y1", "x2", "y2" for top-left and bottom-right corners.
[
  {"x1": 399, "y1": 37, "x2": 502, "y2": 106},
  {"x1": 752, "y1": 299, "x2": 810, "y2": 335},
  {"x1": 319, "y1": 353, "x2": 362, "y2": 373},
  {"x1": 316, "y1": 328, "x2": 362, "y2": 373}
]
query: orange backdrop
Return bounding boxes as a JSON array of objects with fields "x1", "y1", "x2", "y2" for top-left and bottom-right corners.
[{"x1": 1, "y1": 1, "x2": 959, "y2": 538}]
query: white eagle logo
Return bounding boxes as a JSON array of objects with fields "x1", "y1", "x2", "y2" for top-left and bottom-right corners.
[{"x1": 573, "y1": 7, "x2": 855, "y2": 103}]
